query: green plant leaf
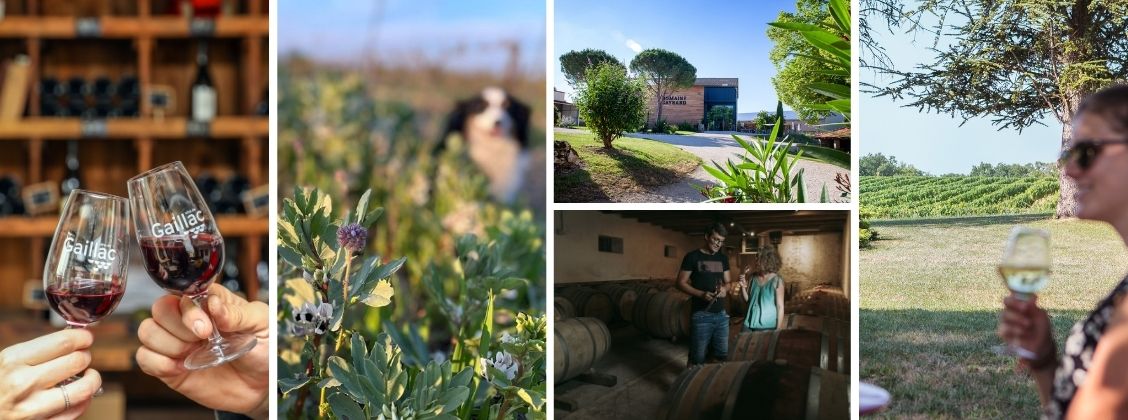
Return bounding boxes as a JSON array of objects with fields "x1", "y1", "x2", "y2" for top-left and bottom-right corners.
[
  {"x1": 517, "y1": 388, "x2": 546, "y2": 411},
  {"x1": 794, "y1": 144, "x2": 851, "y2": 169},
  {"x1": 808, "y1": 82, "x2": 849, "y2": 100},
  {"x1": 361, "y1": 279, "x2": 395, "y2": 307},
  {"x1": 828, "y1": 0, "x2": 851, "y2": 34},
  {"x1": 767, "y1": 21, "x2": 824, "y2": 32},
  {"x1": 328, "y1": 392, "x2": 366, "y2": 420},
  {"x1": 278, "y1": 375, "x2": 310, "y2": 395},
  {"x1": 328, "y1": 355, "x2": 367, "y2": 402},
  {"x1": 354, "y1": 189, "x2": 372, "y2": 225}
]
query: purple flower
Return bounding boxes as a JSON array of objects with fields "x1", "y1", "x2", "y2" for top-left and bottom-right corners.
[{"x1": 337, "y1": 223, "x2": 368, "y2": 253}]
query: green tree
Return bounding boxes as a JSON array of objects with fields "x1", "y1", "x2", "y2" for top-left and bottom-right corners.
[
  {"x1": 863, "y1": 0, "x2": 1128, "y2": 217},
  {"x1": 559, "y1": 49, "x2": 624, "y2": 87},
  {"x1": 575, "y1": 62, "x2": 647, "y2": 149},
  {"x1": 629, "y1": 49, "x2": 697, "y2": 127},
  {"x1": 859, "y1": 153, "x2": 926, "y2": 176},
  {"x1": 753, "y1": 111, "x2": 774, "y2": 131},
  {"x1": 768, "y1": 0, "x2": 849, "y2": 122}
]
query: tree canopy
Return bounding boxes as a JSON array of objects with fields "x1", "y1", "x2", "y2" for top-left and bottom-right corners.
[
  {"x1": 859, "y1": 153, "x2": 927, "y2": 176},
  {"x1": 629, "y1": 49, "x2": 696, "y2": 126},
  {"x1": 559, "y1": 49, "x2": 625, "y2": 87},
  {"x1": 768, "y1": 0, "x2": 849, "y2": 122}
]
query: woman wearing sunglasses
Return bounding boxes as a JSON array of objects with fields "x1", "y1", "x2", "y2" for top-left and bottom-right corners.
[{"x1": 998, "y1": 84, "x2": 1128, "y2": 419}]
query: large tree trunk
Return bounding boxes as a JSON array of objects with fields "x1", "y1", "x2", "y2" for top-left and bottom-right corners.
[{"x1": 1056, "y1": 110, "x2": 1078, "y2": 218}]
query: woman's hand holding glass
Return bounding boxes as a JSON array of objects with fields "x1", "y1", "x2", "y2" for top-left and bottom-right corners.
[{"x1": 0, "y1": 329, "x2": 102, "y2": 420}]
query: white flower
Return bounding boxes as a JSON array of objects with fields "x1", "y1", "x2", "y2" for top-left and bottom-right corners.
[
  {"x1": 480, "y1": 351, "x2": 518, "y2": 381},
  {"x1": 290, "y1": 302, "x2": 334, "y2": 336},
  {"x1": 500, "y1": 332, "x2": 518, "y2": 345}
]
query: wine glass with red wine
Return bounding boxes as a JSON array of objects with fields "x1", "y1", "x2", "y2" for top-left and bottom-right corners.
[
  {"x1": 128, "y1": 161, "x2": 255, "y2": 370},
  {"x1": 44, "y1": 190, "x2": 130, "y2": 386}
]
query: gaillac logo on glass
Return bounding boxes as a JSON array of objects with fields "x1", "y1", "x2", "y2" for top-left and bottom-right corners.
[
  {"x1": 62, "y1": 232, "x2": 118, "y2": 270},
  {"x1": 152, "y1": 208, "x2": 208, "y2": 237}
]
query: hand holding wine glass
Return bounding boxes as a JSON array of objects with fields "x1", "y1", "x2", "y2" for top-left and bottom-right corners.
[
  {"x1": 993, "y1": 226, "x2": 1051, "y2": 359},
  {"x1": 42, "y1": 190, "x2": 129, "y2": 398},
  {"x1": 0, "y1": 329, "x2": 102, "y2": 420},
  {"x1": 135, "y1": 283, "x2": 269, "y2": 418},
  {"x1": 128, "y1": 162, "x2": 255, "y2": 370}
]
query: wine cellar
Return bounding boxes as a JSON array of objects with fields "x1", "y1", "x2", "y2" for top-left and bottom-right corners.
[
  {"x1": 0, "y1": 0, "x2": 267, "y2": 417},
  {"x1": 553, "y1": 210, "x2": 852, "y2": 419}
]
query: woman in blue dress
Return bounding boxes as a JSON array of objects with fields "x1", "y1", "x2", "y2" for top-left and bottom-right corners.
[{"x1": 740, "y1": 244, "x2": 785, "y2": 331}]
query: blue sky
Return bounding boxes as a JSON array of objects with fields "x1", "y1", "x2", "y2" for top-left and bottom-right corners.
[
  {"x1": 554, "y1": 0, "x2": 799, "y2": 116},
  {"x1": 278, "y1": 0, "x2": 545, "y2": 75},
  {"x1": 861, "y1": 10, "x2": 1062, "y2": 175}
]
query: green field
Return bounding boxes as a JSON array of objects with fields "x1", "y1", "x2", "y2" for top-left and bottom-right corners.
[
  {"x1": 860, "y1": 176, "x2": 1059, "y2": 219},
  {"x1": 554, "y1": 130, "x2": 701, "y2": 202},
  {"x1": 861, "y1": 215, "x2": 1128, "y2": 418}
]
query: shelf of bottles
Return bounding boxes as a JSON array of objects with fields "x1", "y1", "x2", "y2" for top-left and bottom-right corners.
[{"x1": 0, "y1": 0, "x2": 268, "y2": 306}]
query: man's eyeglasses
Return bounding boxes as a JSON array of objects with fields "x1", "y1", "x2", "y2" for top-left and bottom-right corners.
[
  {"x1": 1059, "y1": 139, "x2": 1128, "y2": 171},
  {"x1": 708, "y1": 237, "x2": 725, "y2": 246}
]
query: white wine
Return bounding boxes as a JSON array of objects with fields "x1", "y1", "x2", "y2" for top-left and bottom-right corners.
[{"x1": 999, "y1": 265, "x2": 1049, "y2": 297}]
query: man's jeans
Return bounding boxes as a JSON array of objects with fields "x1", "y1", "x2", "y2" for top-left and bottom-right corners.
[{"x1": 689, "y1": 310, "x2": 729, "y2": 365}]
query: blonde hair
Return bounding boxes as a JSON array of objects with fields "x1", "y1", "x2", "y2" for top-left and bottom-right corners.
[{"x1": 758, "y1": 244, "x2": 782, "y2": 273}]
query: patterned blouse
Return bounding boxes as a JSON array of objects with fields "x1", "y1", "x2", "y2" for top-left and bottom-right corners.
[{"x1": 1045, "y1": 275, "x2": 1128, "y2": 419}]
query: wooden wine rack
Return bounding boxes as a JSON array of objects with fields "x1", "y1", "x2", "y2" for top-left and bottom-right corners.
[{"x1": 0, "y1": 0, "x2": 269, "y2": 307}]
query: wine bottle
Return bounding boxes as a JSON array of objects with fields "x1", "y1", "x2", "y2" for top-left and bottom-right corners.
[
  {"x1": 61, "y1": 141, "x2": 81, "y2": 196},
  {"x1": 191, "y1": 40, "x2": 216, "y2": 122}
]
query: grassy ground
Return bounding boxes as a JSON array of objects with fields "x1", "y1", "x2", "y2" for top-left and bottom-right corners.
[
  {"x1": 862, "y1": 215, "x2": 1128, "y2": 418},
  {"x1": 554, "y1": 131, "x2": 701, "y2": 202}
]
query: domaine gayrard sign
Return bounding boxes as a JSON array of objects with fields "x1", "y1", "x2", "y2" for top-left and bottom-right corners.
[{"x1": 662, "y1": 95, "x2": 687, "y2": 105}]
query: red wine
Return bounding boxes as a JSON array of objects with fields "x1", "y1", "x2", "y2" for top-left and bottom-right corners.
[
  {"x1": 46, "y1": 280, "x2": 124, "y2": 326},
  {"x1": 139, "y1": 233, "x2": 224, "y2": 296}
]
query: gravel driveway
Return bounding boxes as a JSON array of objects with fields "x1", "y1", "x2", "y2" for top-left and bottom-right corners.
[{"x1": 613, "y1": 131, "x2": 848, "y2": 203}]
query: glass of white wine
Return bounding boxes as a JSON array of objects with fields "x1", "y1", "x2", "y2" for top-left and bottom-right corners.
[{"x1": 993, "y1": 226, "x2": 1051, "y2": 359}]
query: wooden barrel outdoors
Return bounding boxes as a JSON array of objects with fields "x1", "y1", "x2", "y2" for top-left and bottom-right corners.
[
  {"x1": 783, "y1": 314, "x2": 849, "y2": 340},
  {"x1": 597, "y1": 284, "x2": 639, "y2": 322},
  {"x1": 553, "y1": 317, "x2": 611, "y2": 384},
  {"x1": 554, "y1": 297, "x2": 574, "y2": 321},
  {"x1": 663, "y1": 361, "x2": 848, "y2": 420},
  {"x1": 560, "y1": 287, "x2": 614, "y2": 323},
  {"x1": 786, "y1": 287, "x2": 848, "y2": 320},
  {"x1": 632, "y1": 290, "x2": 691, "y2": 339},
  {"x1": 728, "y1": 329, "x2": 848, "y2": 374}
]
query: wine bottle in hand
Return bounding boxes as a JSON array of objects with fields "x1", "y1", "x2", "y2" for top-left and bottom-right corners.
[{"x1": 128, "y1": 161, "x2": 255, "y2": 370}]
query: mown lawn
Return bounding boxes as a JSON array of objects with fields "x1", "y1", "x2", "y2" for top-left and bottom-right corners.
[
  {"x1": 554, "y1": 130, "x2": 700, "y2": 202},
  {"x1": 862, "y1": 215, "x2": 1128, "y2": 418}
]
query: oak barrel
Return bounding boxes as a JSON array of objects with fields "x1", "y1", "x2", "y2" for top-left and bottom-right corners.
[
  {"x1": 786, "y1": 288, "x2": 848, "y2": 320},
  {"x1": 728, "y1": 329, "x2": 848, "y2": 374},
  {"x1": 560, "y1": 286, "x2": 614, "y2": 323},
  {"x1": 597, "y1": 284, "x2": 639, "y2": 322},
  {"x1": 783, "y1": 314, "x2": 849, "y2": 339},
  {"x1": 664, "y1": 361, "x2": 848, "y2": 420},
  {"x1": 632, "y1": 290, "x2": 691, "y2": 339},
  {"x1": 553, "y1": 317, "x2": 611, "y2": 384},
  {"x1": 554, "y1": 297, "x2": 574, "y2": 321}
]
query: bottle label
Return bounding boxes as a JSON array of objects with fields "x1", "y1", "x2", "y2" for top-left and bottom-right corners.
[
  {"x1": 152, "y1": 209, "x2": 207, "y2": 237},
  {"x1": 63, "y1": 233, "x2": 118, "y2": 269},
  {"x1": 192, "y1": 85, "x2": 216, "y2": 121}
]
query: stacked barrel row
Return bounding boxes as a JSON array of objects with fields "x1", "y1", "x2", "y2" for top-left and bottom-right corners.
[
  {"x1": 555, "y1": 281, "x2": 690, "y2": 339},
  {"x1": 663, "y1": 285, "x2": 850, "y2": 419}
]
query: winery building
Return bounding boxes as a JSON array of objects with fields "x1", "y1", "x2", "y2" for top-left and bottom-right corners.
[{"x1": 646, "y1": 78, "x2": 738, "y2": 129}]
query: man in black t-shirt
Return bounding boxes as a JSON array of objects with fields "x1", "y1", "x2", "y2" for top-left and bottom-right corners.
[{"x1": 676, "y1": 222, "x2": 732, "y2": 366}]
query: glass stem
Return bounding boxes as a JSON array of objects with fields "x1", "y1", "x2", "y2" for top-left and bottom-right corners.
[
  {"x1": 191, "y1": 294, "x2": 227, "y2": 352},
  {"x1": 63, "y1": 324, "x2": 102, "y2": 396}
]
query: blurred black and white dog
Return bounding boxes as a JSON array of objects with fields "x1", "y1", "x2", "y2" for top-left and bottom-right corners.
[{"x1": 435, "y1": 87, "x2": 531, "y2": 203}]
